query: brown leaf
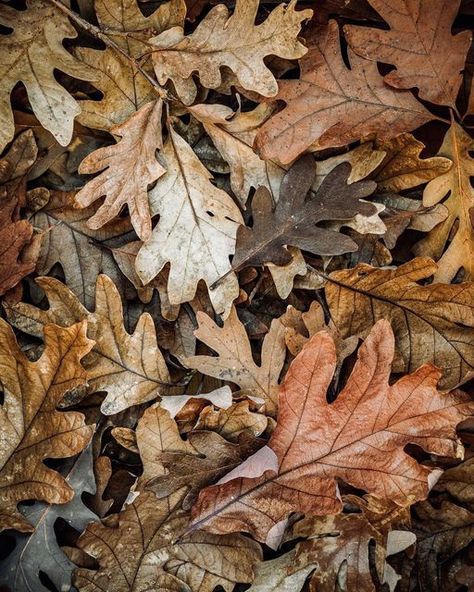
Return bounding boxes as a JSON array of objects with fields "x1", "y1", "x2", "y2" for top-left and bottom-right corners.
[
  {"x1": 75, "y1": 0, "x2": 185, "y2": 131},
  {"x1": 373, "y1": 133, "x2": 453, "y2": 193},
  {"x1": 325, "y1": 257, "x2": 474, "y2": 389},
  {"x1": 185, "y1": 306, "x2": 286, "y2": 417},
  {"x1": 150, "y1": 0, "x2": 312, "y2": 104},
  {"x1": 76, "y1": 100, "x2": 165, "y2": 240},
  {"x1": 254, "y1": 21, "x2": 434, "y2": 164},
  {"x1": 136, "y1": 404, "x2": 262, "y2": 509},
  {"x1": 414, "y1": 123, "x2": 474, "y2": 282},
  {"x1": 189, "y1": 320, "x2": 473, "y2": 543},
  {"x1": 231, "y1": 156, "x2": 377, "y2": 272},
  {"x1": 0, "y1": 321, "x2": 94, "y2": 532},
  {"x1": 73, "y1": 490, "x2": 261, "y2": 592},
  {"x1": 344, "y1": 0, "x2": 472, "y2": 107},
  {"x1": 4, "y1": 274, "x2": 170, "y2": 415},
  {"x1": 0, "y1": 0, "x2": 93, "y2": 152},
  {"x1": 196, "y1": 401, "x2": 268, "y2": 442},
  {"x1": 31, "y1": 190, "x2": 133, "y2": 308}
]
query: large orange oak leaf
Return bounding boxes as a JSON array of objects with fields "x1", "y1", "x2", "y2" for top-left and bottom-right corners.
[
  {"x1": 190, "y1": 320, "x2": 474, "y2": 544},
  {"x1": 0, "y1": 320, "x2": 94, "y2": 532}
]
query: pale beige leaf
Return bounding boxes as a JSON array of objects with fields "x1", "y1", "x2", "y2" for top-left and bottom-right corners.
[
  {"x1": 185, "y1": 306, "x2": 286, "y2": 416},
  {"x1": 150, "y1": 0, "x2": 312, "y2": 104},
  {"x1": 135, "y1": 125, "x2": 242, "y2": 316},
  {"x1": 0, "y1": 0, "x2": 93, "y2": 151}
]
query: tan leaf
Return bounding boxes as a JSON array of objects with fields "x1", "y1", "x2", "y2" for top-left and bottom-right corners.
[
  {"x1": 189, "y1": 103, "x2": 284, "y2": 204},
  {"x1": 325, "y1": 257, "x2": 474, "y2": 389},
  {"x1": 0, "y1": 0, "x2": 93, "y2": 152},
  {"x1": 189, "y1": 320, "x2": 473, "y2": 543},
  {"x1": 150, "y1": 0, "x2": 312, "y2": 104},
  {"x1": 0, "y1": 321, "x2": 94, "y2": 532},
  {"x1": 374, "y1": 133, "x2": 453, "y2": 193},
  {"x1": 414, "y1": 123, "x2": 474, "y2": 282},
  {"x1": 254, "y1": 21, "x2": 434, "y2": 164},
  {"x1": 135, "y1": 124, "x2": 242, "y2": 316},
  {"x1": 344, "y1": 0, "x2": 472, "y2": 107},
  {"x1": 76, "y1": 100, "x2": 165, "y2": 240},
  {"x1": 73, "y1": 490, "x2": 261, "y2": 592},
  {"x1": 136, "y1": 404, "x2": 262, "y2": 508},
  {"x1": 30, "y1": 190, "x2": 133, "y2": 309},
  {"x1": 185, "y1": 306, "x2": 286, "y2": 417},
  {"x1": 4, "y1": 275, "x2": 170, "y2": 415},
  {"x1": 75, "y1": 0, "x2": 185, "y2": 131},
  {"x1": 196, "y1": 401, "x2": 268, "y2": 442}
]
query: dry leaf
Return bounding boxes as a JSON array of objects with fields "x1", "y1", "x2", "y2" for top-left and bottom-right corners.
[
  {"x1": 150, "y1": 0, "x2": 312, "y2": 104},
  {"x1": 254, "y1": 21, "x2": 434, "y2": 164},
  {"x1": 345, "y1": 0, "x2": 472, "y2": 107},
  {"x1": 231, "y1": 156, "x2": 377, "y2": 272},
  {"x1": 0, "y1": 320, "x2": 94, "y2": 532},
  {"x1": 190, "y1": 320, "x2": 473, "y2": 543},
  {"x1": 4, "y1": 275, "x2": 170, "y2": 415},
  {"x1": 30, "y1": 190, "x2": 133, "y2": 308},
  {"x1": 196, "y1": 401, "x2": 268, "y2": 442},
  {"x1": 185, "y1": 306, "x2": 286, "y2": 416},
  {"x1": 373, "y1": 133, "x2": 453, "y2": 193},
  {"x1": 75, "y1": 0, "x2": 185, "y2": 130},
  {"x1": 135, "y1": 124, "x2": 242, "y2": 316},
  {"x1": 325, "y1": 257, "x2": 474, "y2": 389},
  {"x1": 73, "y1": 490, "x2": 261, "y2": 592},
  {"x1": 0, "y1": 0, "x2": 93, "y2": 152},
  {"x1": 75, "y1": 100, "x2": 165, "y2": 240},
  {"x1": 414, "y1": 123, "x2": 474, "y2": 282}
]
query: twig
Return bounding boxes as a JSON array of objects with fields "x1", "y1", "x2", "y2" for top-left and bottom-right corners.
[{"x1": 47, "y1": 0, "x2": 168, "y2": 100}]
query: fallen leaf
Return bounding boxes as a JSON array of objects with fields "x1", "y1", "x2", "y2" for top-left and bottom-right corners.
[
  {"x1": 75, "y1": 100, "x2": 165, "y2": 240},
  {"x1": 325, "y1": 257, "x2": 474, "y2": 389},
  {"x1": 196, "y1": 400, "x2": 268, "y2": 442},
  {"x1": 0, "y1": 445, "x2": 100, "y2": 592},
  {"x1": 135, "y1": 124, "x2": 242, "y2": 316},
  {"x1": 231, "y1": 156, "x2": 377, "y2": 272},
  {"x1": 414, "y1": 123, "x2": 474, "y2": 282},
  {"x1": 0, "y1": 0, "x2": 93, "y2": 151},
  {"x1": 373, "y1": 133, "x2": 453, "y2": 193},
  {"x1": 189, "y1": 320, "x2": 473, "y2": 543},
  {"x1": 4, "y1": 274, "x2": 170, "y2": 415},
  {"x1": 150, "y1": 0, "x2": 312, "y2": 104},
  {"x1": 185, "y1": 306, "x2": 286, "y2": 416},
  {"x1": 344, "y1": 0, "x2": 472, "y2": 107},
  {"x1": 0, "y1": 320, "x2": 94, "y2": 532},
  {"x1": 254, "y1": 21, "x2": 434, "y2": 164},
  {"x1": 75, "y1": 0, "x2": 185, "y2": 130}
]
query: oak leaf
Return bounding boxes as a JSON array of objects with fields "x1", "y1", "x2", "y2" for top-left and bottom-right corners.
[
  {"x1": 325, "y1": 257, "x2": 474, "y2": 389},
  {"x1": 254, "y1": 21, "x2": 434, "y2": 164},
  {"x1": 4, "y1": 274, "x2": 170, "y2": 415},
  {"x1": 136, "y1": 404, "x2": 262, "y2": 509},
  {"x1": 73, "y1": 490, "x2": 261, "y2": 592},
  {"x1": 75, "y1": 100, "x2": 165, "y2": 240},
  {"x1": 0, "y1": 0, "x2": 93, "y2": 152},
  {"x1": 150, "y1": 0, "x2": 312, "y2": 104},
  {"x1": 189, "y1": 320, "x2": 473, "y2": 543},
  {"x1": 373, "y1": 133, "x2": 453, "y2": 193},
  {"x1": 135, "y1": 124, "x2": 242, "y2": 316},
  {"x1": 30, "y1": 190, "x2": 133, "y2": 308},
  {"x1": 414, "y1": 123, "x2": 474, "y2": 282},
  {"x1": 0, "y1": 320, "x2": 94, "y2": 532},
  {"x1": 185, "y1": 306, "x2": 286, "y2": 417},
  {"x1": 344, "y1": 0, "x2": 472, "y2": 108},
  {"x1": 196, "y1": 401, "x2": 268, "y2": 442},
  {"x1": 75, "y1": 0, "x2": 185, "y2": 131},
  {"x1": 231, "y1": 156, "x2": 377, "y2": 272}
]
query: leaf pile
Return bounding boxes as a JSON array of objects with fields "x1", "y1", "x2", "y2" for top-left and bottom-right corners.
[{"x1": 0, "y1": 1, "x2": 474, "y2": 591}]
